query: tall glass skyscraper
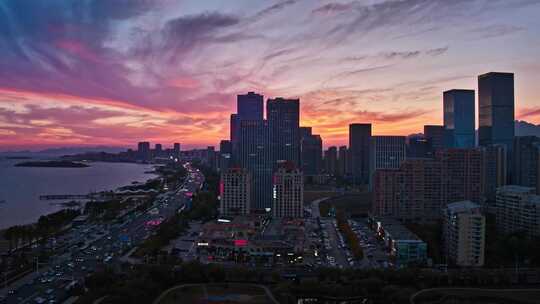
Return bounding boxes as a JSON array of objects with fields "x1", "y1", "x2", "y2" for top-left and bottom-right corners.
[
  {"x1": 267, "y1": 98, "x2": 300, "y2": 167},
  {"x1": 443, "y1": 89, "x2": 475, "y2": 148},
  {"x1": 349, "y1": 123, "x2": 372, "y2": 184},
  {"x1": 478, "y1": 72, "x2": 515, "y2": 149}
]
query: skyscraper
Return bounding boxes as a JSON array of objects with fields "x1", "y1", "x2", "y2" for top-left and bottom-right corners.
[
  {"x1": 349, "y1": 123, "x2": 372, "y2": 184},
  {"x1": 219, "y1": 140, "x2": 233, "y2": 172},
  {"x1": 272, "y1": 162, "x2": 303, "y2": 218},
  {"x1": 443, "y1": 89, "x2": 475, "y2": 148},
  {"x1": 300, "y1": 131, "x2": 323, "y2": 176},
  {"x1": 324, "y1": 146, "x2": 338, "y2": 175},
  {"x1": 370, "y1": 136, "x2": 407, "y2": 171},
  {"x1": 137, "y1": 141, "x2": 151, "y2": 161},
  {"x1": 154, "y1": 143, "x2": 163, "y2": 157},
  {"x1": 267, "y1": 97, "x2": 300, "y2": 167},
  {"x1": 237, "y1": 92, "x2": 264, "y2": 121},
  {"x1": 239, "y1": 120, "x2": 272, "y2": 211},
  {"x1": 220, "y1": 168, "x2": 251, "y2": 216},
  {"x1": 424, "y1": 125, "x2": 445, "y2": 151},
  {"x1": 337, "y1": 146, "x2": 348, "y2": 177},
  {"x1": 478, "y1": 72, "x2": 515, "y2": 149}
]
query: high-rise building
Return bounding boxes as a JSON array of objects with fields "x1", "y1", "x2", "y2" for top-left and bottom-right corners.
[
  {"x1": 512, "y1": 136, "x2": 540, "y2": 193},
  {"x1": 481, "y1": 144, "x2": 507, "y2": 202},
  {"x1": 232, "y1": 92, "x2": 264, "y2": 164},
  {"x1": 300, "y1": 131, "x2": 323, "y2": 176},
  {"x1": 370, "y1": 135, "x2": 406, "y2": 177},
  {"x1": 337, "y1": 146, "x2": 348, "y2": 177},
  {"x1": 478, "y1": 72, "x2": 515, "y2": 150},
  {"x1": 267, "y1": 97, "x2": 300, "y2": 167},
  {"x1": 438, "y1": 149, "x2": 484, "y2": 206},
  {"x1": 407, "y1": 135, "x2": 434, "y2": 158},
  {"x1": 424, "y1": 125, "x2": 445, "y2": 151},
  {"x1": 349, "y1": 123, "x2": 372, "y2": 184},
  {"x1": 495, "y1": 185, "x2": 540, "y2": 238},
  {"x1": 219, "y1": 140, "x2": 233, "y2": 172},
  {"x1": 272, "y1": 162, "x2": 303, "y2": 218},
  {"x1": 137, "y1": 141, "x2": 151, "y2": 161},
  {"x1": 154, "y1": 143, "x2": 163, "y2": 157},
  {"x1": 239, "y1": 120, "x2": 272, "y2": 211},
  {"x1": 372, "y1": 149, "x2": 484, "y2": 220},
  {"x1": 237, "y1": 92, "x2": 264, "y2": 121},
  {"x1": 443, "y1": 201, "x2": 485, "y2": 267},
  {"x1": 173, "y1": 143, "x2": 181, "y2": 157},
  {"x1": 443, "y1": 90, "x2": 475, "y2": 148},
  {"x1": 324, "y1": 146, "x2": 338, "y2": 175},
  {"x1": 220, "y1": 168, "x2": 251, "y2": 216}
]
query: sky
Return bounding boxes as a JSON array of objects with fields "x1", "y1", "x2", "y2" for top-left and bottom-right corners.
[{"x1": 1, "y1": 0, "x2": 540, "y2": 151}]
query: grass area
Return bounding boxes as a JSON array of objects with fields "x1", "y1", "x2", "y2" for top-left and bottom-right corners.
[
  {"x1": 319, "y1": 192, "x2": 372, "y2": 217},
  {"x1": 156, "y1": 284, "x2": 275, "y2": 304}
]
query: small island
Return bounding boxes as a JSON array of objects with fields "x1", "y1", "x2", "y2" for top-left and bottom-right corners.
[{"x1": 15, "y1": 160, "x2": 90, "y2": 168}]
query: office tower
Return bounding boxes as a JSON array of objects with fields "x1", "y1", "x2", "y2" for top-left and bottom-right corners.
[
  {"x1": 495, "y1": 185, "x2": 540, "y2": 238},
  {"x1": 478, "y1": 72, "x2": 515, "y2": 149},
  {"x1": 481, "y1": 144, "x2": 507, "y2": 202},
  {"x1": 272, "y1": 162, "x2": 303, "y2": 218},
  {"x1": 373, "y1": 158, "x2": 442, "y2": 220},
  {"x1": 324, "y1": 146, "x2": 338, "y2": 175},
  {"x1": 173, "y1": 143, "x2": 181, "y2": 157},
  {"x1": 239, "y1": 120, "x2": 272, "y2": 211},
  {"x1": 512, "y1": 136, "x2": 540, "y2": 193},
  {"x1": 237, "y1": 92, "x2": 264, "y2": 121},
  {"x1": 337, "y1": 146, "x2": 348, "y2": 177},
  {"x1": 443, "y1": 90, "x2": 475, "y2": 148},
  {"x1": 300, "y1": 132, "x2": 323, "y2": 176},
  {"x1": 232, "y1": 92, "x2": 264, "y2": 163},
  {"x1": 267, "y1": 97, "x2": 300, "y2": 167},
  {"x1": 407, "y1": 136, "x2": 434, "y2": 158},
  {"x1": 300, "y1": 127, "x2": 312, "y2": 139},
  {"x1": 443, "y1": 201, "x2": 485, "y2": 267},
  {"x1": 424, "y1": 125, "x2": 445, "y2": 151},
  {"x1": 439, "y1": 149, "x2": 484, "y2": 205},
  {"x1": 220, "y1": 168, "x2": 251, "y2": 216},
  {"x1": 137, "y1": 141, "x2": 151, "y2": 161},
  {"x1": 154, "y1": 143, "x2": 162, "y2": 157},
  {"x1": 349, "y1": 123, "x2": 372, "y2": 184},
  {"x1": 370, "y1": 136, "x2": 406, "y2": 179},
  {"x1": 218, "y1": 140, "x2": 233, "y2": 172}
]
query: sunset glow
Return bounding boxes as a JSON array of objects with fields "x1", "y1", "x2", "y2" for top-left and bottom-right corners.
[{"x1": 1, "y1": 0, "x2": 540, "y2": 150}]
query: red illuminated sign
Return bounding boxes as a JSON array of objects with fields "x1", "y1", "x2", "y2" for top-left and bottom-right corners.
[{"x1": 234, "y1": 239, "x2": 248, "y2": 247}]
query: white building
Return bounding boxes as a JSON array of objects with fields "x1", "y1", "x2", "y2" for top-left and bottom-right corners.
[
  {"x1": 443, "y1": 201, "x2": 485, "y2": 267},
  {"x1": 220, "y1": 168, "x2": 251, "y2": 216},
  {"x1": 496, "y1": 185, "x2": 540, "y2": 238},
  {"x1": 272, "y1": 163, "x2": 303, "y2": 218}
]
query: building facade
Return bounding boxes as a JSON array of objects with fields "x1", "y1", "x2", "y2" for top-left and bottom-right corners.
[
  {"x1": 267, "y1": 98, "x2": 300, "y2": 167},
  {"x1": 495, "y1": 185, "x2": 540, "y2": 238},
  {"x1": 478, "y1": 72, "x2": 515, "y2": 150},
  {"x1": 300, "y1": 128, "x2": 323, "y2": 176},
  {"x1": 512, "y1": 136, "x2": 540, "y2": 193},
  {"x1": 220, "y1": 168, "x2": 251, "y2": 216},
  {"x1": 424, "y1": 125, "x2": 445, "y2": 151},
  {"x1": 370, "y1": 136, "x2": 407, "y2": 179},
  {"x1": 324, "y1": 146, "x2": 338, "y2": 175},
  {"x1": 443, "y1": 201, "x2": 485, "y2": 267},
  {"x1": 443, "y1": 89, "x2": 475, "y2": 148},
  {"x1": 272, "y1": 163, "x2": 304, "y2": 218},
  {"x1": 349, "y1": 123, "x2": 372, "y2": 184}
]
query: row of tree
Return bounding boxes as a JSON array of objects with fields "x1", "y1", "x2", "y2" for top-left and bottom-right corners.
[
  {"x1": 336, "y1": 211, "x2": 364, "y2": 260},
  {"x1": 3, "y1": 209, "x2": 80, "y2": 251}
]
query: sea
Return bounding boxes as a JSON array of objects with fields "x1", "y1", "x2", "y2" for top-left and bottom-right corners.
[{"x1": 0, "y1": 158, "x2": 157, "y2": 229}]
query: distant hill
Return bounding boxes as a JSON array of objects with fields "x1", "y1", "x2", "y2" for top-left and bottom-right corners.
[
  {"x1": 515, "y1": 120, "x2": 540, "y2": 137},
  {"x1": 0, "y1": 146, "x2": 127, "y2": 158}
]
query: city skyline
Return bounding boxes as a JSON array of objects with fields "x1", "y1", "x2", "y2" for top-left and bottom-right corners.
[{"x1": 1, "y1": 0, "x2": 540, "y2": 151}]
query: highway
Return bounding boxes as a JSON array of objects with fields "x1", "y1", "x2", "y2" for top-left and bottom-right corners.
[{"x1": 0, "y1": 163, "x2": 204, "y2": 304}]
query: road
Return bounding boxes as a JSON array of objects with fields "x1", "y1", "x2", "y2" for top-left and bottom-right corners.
[{"x1": 0, "y1": 163, "x2": 204, "y2": 304}]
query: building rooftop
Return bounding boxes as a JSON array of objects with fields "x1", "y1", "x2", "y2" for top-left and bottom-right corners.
[
  {"x1": 446, "y1": 200, "x2": 481, "y2": 213},
  {"x1": 376, "y1": 218, "x2": 423, "y2": 242},
  {"x1": 497, "y1": 185, "x2": 536, "y2": 194}
]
